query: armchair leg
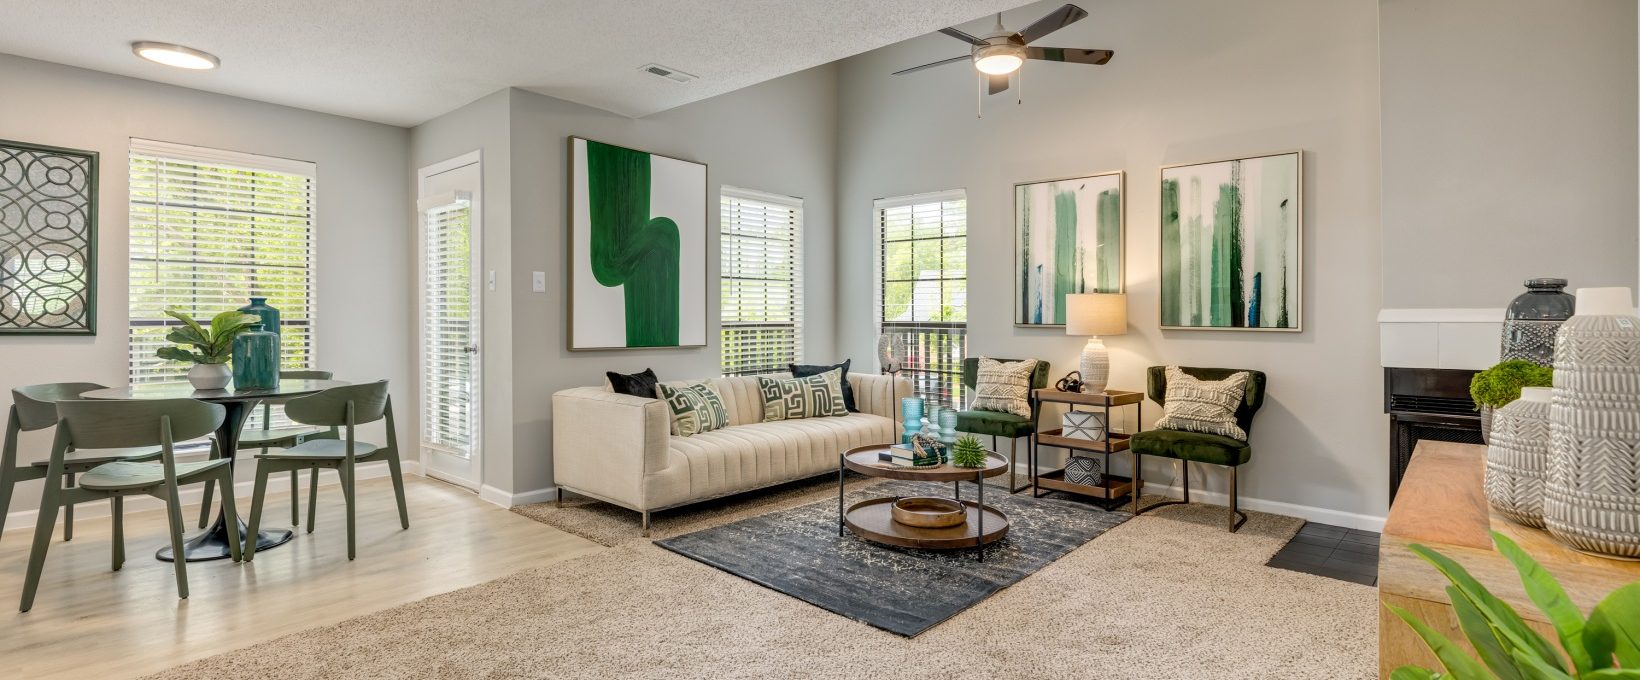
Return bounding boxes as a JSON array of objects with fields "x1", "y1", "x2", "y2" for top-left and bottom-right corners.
[
  {"x1": 1227, "y1": 466, "x2": 1247, "y2": 533},
  {"x1": 1134, "y1": 459, "x2": 1191, "y2": 517}
]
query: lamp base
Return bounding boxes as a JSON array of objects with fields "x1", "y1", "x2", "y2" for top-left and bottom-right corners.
[{"x1": 1080, "y1": 337, "x2": 1109, "y2": 394}]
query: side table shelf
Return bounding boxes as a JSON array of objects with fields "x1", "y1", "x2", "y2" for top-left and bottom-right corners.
[{"x1": 1028, "y1": 388, "x2": 1144, "y2": 511}]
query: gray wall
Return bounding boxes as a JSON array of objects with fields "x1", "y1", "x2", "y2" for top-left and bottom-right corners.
[
  {"x1": 0, "y1": 54, "x2": 412, "y2": 515},
  {"x1": 1381, "y1": 0, "x2": 1638, "y2": 308},
  {"x1": 836, "y1": 0, "x2": 1387, "y2": 519}
]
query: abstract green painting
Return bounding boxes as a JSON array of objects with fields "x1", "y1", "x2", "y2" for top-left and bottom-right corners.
[
  {"x1": 1160, "y1": 151, "x2": 1301, "y2": 331},
  {"x1": 570, "y1": 137, "x2": 706, "y2": 349},
  {"x1": 1014, "y1": 171, "x2": 1123, "y2": 326}
]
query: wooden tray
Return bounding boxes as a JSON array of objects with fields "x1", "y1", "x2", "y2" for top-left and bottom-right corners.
[
  {"x1": 844, "y1": 497, "x2": 1008, "y2": 550},
  {"x1": 1036, "y1": 429, "x2": 1131, "y2": 453},
  {"x1": 1035, "y1": 468, "x2": 1133, "y2": 500}
]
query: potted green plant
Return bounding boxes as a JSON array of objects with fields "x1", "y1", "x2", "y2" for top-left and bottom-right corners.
[
  {"x1": 1470, "y1": 359, "x2": 1553, "y2": 442},
  {"x1": 1387, "y1": 530, "x2": 1640, "y2": 679},
  {"x1": 155, "y1": 308, "x2": 262, "y2": 390}
]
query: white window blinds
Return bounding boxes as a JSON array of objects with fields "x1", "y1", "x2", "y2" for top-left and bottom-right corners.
[
  {"x1": 127, "y1": 139, "x2": 317, "y2": 386},
  {"x1": 875, "y1": 190, "x2": 968, "y2": 407},
  {"x1": 419, "y1": 193, "x2": 477, "y2": 456},
  {"x1": 720, "y1": 187, "x2": 803, "y2": 376}
]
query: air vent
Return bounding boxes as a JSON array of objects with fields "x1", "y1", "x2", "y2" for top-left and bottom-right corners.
[{"x1": 639, "y1": 63, "x2": 697, "y2": 84}]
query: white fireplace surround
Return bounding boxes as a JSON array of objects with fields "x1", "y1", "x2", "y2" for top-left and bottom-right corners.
[{"x1": 1378, "y1": 308, "x2": 1505, "y2": 370}]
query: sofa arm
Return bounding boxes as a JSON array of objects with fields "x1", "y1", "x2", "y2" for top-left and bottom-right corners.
[
  {"x1": 551, "y1": 387, "x2": 670, "y2": 509},
  {"x1": 848, "y1": 373, "x2": 912, "y2": 420}
]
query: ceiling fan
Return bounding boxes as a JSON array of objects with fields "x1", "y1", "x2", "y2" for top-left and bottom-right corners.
[{"x1": 893, "y1": 4, "x2": 1113, "y2": 116}]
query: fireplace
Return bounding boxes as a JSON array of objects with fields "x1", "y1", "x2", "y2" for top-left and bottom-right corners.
[{"x1": 1384, "y1": 367, "x2": 1484, "y2": 501}]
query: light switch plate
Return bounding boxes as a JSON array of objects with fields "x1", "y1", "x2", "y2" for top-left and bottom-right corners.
[{"x1": 532, "y1": 271, "x2": 546, "y2": 293}]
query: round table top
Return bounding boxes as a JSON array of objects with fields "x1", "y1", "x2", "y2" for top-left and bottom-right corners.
[
  {"x1": 842, "y1": 444, "x2": 1009, "y2": 482},
  {"x1": 82, "y1": 379, "x2": 348, "y2": 403}
]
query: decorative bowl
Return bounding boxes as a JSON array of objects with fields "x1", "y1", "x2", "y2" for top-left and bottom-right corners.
[{"x1": 890, "y1": 496, "x2": 966, "y2": 528}]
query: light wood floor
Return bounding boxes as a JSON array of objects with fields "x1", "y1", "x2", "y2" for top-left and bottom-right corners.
[{"x1": 0, "y1": 475, "x2": 603, "y2": 679}]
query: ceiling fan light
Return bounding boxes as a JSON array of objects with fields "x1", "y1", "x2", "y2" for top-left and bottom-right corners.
[
  {"x1": 973, "y1": 44, "x2": 1024, "y2": 75},
  {"x1": 131, "y1": 41, "x2": 219, "y2": 70}
]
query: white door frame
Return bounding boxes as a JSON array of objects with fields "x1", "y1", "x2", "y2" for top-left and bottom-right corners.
[{"x1": 416, "y1": 150, "x2": 483, "y2": 490}]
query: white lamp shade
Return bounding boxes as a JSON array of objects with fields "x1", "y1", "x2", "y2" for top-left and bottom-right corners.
[{"x1": 1066, "y1": 293, "x2": 1127, "y2": 336}]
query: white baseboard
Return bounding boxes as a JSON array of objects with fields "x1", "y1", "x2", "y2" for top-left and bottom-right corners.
[
  {"x1": 2, "y1": 460, "x2": 423, "y2": 535},
  {"x1": 1140, "y1": 481, "x2": 1385, "y2": 532},
  {"x1": 479, "y1": 484, "x2": 558, "y2": 508}
]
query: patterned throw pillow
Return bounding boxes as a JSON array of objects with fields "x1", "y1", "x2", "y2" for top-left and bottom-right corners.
[
  {"x1": 656, "y1": 381, "x2": 730, "y2": 437},
  {"x1": 1153, "y1": 367, "x2": 1251, "y2": 441},
  {"x1": 757, "y1": 368, "x2": 848, "y2": 422},
  {"x1": 970, "y1": 357, "x2": 1039, "y2": 418}
]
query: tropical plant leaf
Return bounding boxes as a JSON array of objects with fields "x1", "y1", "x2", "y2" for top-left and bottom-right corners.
[
  {"x1": 1389, "y1": 603, "x2": 1499, "y2": 680},
  {"x1": 1411, "y1": 543, "x2": 1567, "y2": 673},
  {"x1": 165, "y1": 308, "x2": 209, "y2": 344},
  {"x1": 1450, "y1": 585, "x2": 1527, "y2": 680},
  {"x1": 1391, "y1": 666, "x2": 1442, "y2": 680},
  {"x1": 1510, "y1": 649, "x2": 1576, "y2": 680},
  {"x1": 1492, "y1": 531, "x2": 1597, "y2": 673},
  {"x1": 1587, "y1": 583, "x2": 1640, "y2": 668},
  {"x1": 207, "y1": 311, "x2": 259, "y2": 354},
  {"x1": 1584, "y1": 670, "x2": 1640, "y2": 679},
  {"x1": 155, "y1": 346, "x2": 198, "y2": 364}
]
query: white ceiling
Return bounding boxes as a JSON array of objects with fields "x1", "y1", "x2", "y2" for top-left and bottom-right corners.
[{"x1": 0, "y1": 0, "x2": 1024, "y2": 126}]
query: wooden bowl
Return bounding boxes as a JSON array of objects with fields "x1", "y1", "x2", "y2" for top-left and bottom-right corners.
[{"x1": 890, "y1": 496, "x2": 967, "y2": 528}]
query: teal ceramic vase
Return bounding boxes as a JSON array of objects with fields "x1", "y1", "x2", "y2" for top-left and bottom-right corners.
[
  {"x1": 239, "y1": 297, "x2": 281, "y2": 335},
  {"x1": 232, "y1": 329, "x2": 280, "y2": 390}
]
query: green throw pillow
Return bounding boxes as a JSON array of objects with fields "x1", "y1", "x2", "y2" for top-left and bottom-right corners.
[
  {"x1": 657, "y1": 381, "x2": 730, "y2": 437},
  {"x1": 757, "y1": 368, "x2": 848, "y2": 422}
]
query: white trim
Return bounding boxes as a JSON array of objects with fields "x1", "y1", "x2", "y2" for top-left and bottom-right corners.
[
  {"x1": 1140, "y1": 481, "x2": 1385, "y2": 532},
  {"x1": 871, "y1": 188, "x2": 966, "y2": 211},
  {"x1": 416, "y1": 151, "x2": 484, "y2": 491},
  {"x1": 2, "y1": 460, "x2": 422, "y2": 536},
  {"x1": 129, "y1": 138, "x2": 316, "y2": 177},
  {"x1": 1378, "y1": 308, "x2": 1506, "y2": 323},
  {"x1": 478, "y1": 484, "x2": 558, "y2": 508},
  {"x1": 721, "y1": 185, "x2": 803, "y2": 206}
]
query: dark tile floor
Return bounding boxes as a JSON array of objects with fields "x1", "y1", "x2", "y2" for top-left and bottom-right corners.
[{"x1": 1265, "y1": 521, "x2": 1380, "y2": 586}]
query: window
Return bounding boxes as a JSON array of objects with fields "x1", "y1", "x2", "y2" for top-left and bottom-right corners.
[
  {"x1": 127, "y1": 139, "x2": 316, "y2": 395},
  {"x1": 720, "y1": 187, "x2": 803, "y2": 376},
  {"x1": 875, "y1": 190, "x2": 967, "y2": 407}
]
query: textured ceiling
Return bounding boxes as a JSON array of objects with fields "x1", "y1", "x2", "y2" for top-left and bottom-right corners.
[{"x1": 0, "y1": 0, "x2": 1023, "y2": 126}]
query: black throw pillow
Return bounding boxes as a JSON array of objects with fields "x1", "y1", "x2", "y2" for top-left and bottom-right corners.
[
  {"x1": 607, "y1": 368, "x2": 660, "y2": 398},
  {"x1": 790, "y1": 359, "x2": 856, "y2": 413}
]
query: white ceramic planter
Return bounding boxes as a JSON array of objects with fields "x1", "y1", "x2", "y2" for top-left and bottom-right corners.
[
  {"x1": 1545, "y1": 287, "x2": 1640, "y2": 559},
  {"x1": 187, "y1": 363, "x2": 232, "y2": 390},
  {"x1": 1485, "y1": 387, "x2": 1552, "y2": 528}
]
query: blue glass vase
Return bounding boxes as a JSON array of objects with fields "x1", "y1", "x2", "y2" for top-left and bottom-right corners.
[
  {"x1": 938, "y1": 408, "x2": 958, "y2": 446},
  {"x1": 900, "y1": 397, "x2": 924, "y2": 444},
  {"x1": 232, "y1": 329, "x2": 280, "y2": 390},
  {"x1": 238, "y1": 297, "x2": 281, "y2": 335}
]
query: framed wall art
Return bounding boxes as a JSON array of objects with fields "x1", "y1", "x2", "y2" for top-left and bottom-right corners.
[
  {"x1": 0, "y1": 139, "x2": 98, "y2": 335},
  {"x1": 568, "y1": 136, "x2": 707, "y2": 350},
  {"x1": 1159, "y1": 151, "x2": 1301, "y2": 331},
  {"x1": 1014, "y1": 171, "x2": 1123, "y2": 326}
]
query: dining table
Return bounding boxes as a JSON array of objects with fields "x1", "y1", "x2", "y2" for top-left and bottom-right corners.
[{"x1": 81, "y1": 378, "x2": 348, "y2": 562}]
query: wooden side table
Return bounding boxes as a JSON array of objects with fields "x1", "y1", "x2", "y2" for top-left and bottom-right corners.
[{"x1": 1028, "y1": 388, "x2": 1144, "y2": 510}]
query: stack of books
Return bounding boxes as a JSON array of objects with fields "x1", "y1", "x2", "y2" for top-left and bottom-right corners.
[{"x1": 879, "y1": 443, "x2": 943, "y2": 467}]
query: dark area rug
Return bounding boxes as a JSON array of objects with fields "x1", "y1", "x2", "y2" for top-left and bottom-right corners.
[{"x1": 655, "y1": 479, "x2": 1129, "y2": 637}]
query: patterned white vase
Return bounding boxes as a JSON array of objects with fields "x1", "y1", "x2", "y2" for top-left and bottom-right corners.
[
  {"x1": 1545, "y1": 287, "x2": 1640, "y2": 559},
  {"x1": 1485, "y1": 387, "x2": 1552, "y2": 528}
]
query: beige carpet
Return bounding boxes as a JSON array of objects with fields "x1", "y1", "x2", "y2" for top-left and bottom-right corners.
[{"x1": 148, "y1": 494, "x2": 1378, "y2": 679}]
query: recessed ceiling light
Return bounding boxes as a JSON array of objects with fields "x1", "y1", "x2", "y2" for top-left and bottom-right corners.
[{"x1": 131, "y1": 41, "x2": 219, "y2": 70}]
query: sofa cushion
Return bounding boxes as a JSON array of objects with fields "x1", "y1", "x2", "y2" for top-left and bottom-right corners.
[
  {"x1": 650, "y1": 413, "x2": 894, "y2": 507},
  {"x1": 758, "y1": 369, "x2": 847, "y2": 422},
  {"x1": 1130, "y1": 429, "x2": 1251, "y2": 467},
  {"x1": 791, "y1": 360, "x2": 856, "y2": 412},
  {"x1": 605, "y1": 368, "x2": 659, "y2": 398},
  {"x1": 656, "y1": 381, "x2": 730, "y2": 437}
]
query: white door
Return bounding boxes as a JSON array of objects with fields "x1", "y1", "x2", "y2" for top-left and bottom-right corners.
[{"x1": 417, "y1": 153, "x2": 482, "y2": 489}]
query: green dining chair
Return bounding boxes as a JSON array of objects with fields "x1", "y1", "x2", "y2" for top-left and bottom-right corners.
[
  {"x1": 19, "y1": 398, "x2": 241, "y2": 612},
  {"x1": 1129, "y1": 366, "x2": 1268, "y2": 533},
  {"x1": 244, "y1": 380, "x2": 407, "y2": 562},
  {"x1": 197, "y1": 369, "x2": 337, "y2": 529},
  {"x1": 954, "y1": 357, "x2": 1050, "y2": 493},
  {"x1": 2, "y1": 383, "x2": 164, "y2": 545}
]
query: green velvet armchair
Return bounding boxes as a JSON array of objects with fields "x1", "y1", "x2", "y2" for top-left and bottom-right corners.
[
  {"x1": 1129, "y1": 366, "x2": 1267, "y2": 532},
  {"x1": 954, "y1": 357, "x2": 1050, "y2": 493}
]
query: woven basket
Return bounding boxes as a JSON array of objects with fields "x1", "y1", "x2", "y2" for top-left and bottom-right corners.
[
  {"x1": 1485, "y1": 388, "x2": 1552, "y2": 528},
  {"x1": 1544, "y1": 288, "x2": 1640, "y2": 559}
]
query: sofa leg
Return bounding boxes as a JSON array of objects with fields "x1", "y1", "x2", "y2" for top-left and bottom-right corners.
[
  {"x1": 556, "y1": 487, "x2": 563, "y2": 507},
  {"x1": 641, "y1": 510, "x2": 651, "y2": 538}
]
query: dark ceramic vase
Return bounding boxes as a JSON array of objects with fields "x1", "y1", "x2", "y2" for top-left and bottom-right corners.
[{"x1": 1500, "y1": 278, "x2": 1575, "y2": 366}]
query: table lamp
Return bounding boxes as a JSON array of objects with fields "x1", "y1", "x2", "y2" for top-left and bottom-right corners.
[{"x1": 1065, "y1": 293, "x2": 1128, "y2": 394}]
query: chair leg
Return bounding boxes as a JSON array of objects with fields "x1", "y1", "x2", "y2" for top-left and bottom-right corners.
[
  {"x1": 244, "y1": 468, "x2": 270, "y2": 562},
  {"x1": 111, "y1": 495, "x2": 124, "y2": 571},
  {"x1": 218, "y1": 470, "x2": 243, "y2": 562},
  {"x1": 1008, "y1": 437, "x2": 1018, "y2": 493},
  {"x1": 291, "y1": 469, "x2": 300, "y2": 526},
  {"x1": 20, "y1": 484, "x2": 61, "y2": 612},
  {"x1": 1182, "y1": 462, "x2": 1192, "y2": 502},
  {"x1": 161, "y1": 480, "x2": 190, "y2": 600},
  {"x1": 63, "y1": 472, "x2": 73, "y2": 541},
  {"x1": 386, "y1": 451, "x2": 409, "y2": 530},
  {"x1": 1131, "y1": 453, "x2": 1143, "y2": 514},
  {"x1": 341, "y1": 461, "x2": 357, "y2": 560},
  {"x1": 306, "y1": 468, "x2": 319, "y2": 533},
  {"x1": 198, "y1": 475, "x2": 214, "y2": 529},
  {"x1": 1227, "y1": 466, "x2": 1247, "y2": 533},
  {"x1": 0, "y1": 471, "x2": 13, "y2": 541}
]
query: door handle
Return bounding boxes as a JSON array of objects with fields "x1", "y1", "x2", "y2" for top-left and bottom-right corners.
[{"x1": 463, "y1": 344, "x2": 478, "y2": 354}]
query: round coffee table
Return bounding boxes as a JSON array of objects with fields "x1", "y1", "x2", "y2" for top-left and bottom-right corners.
[{"x1": 837, "y1": 444, "x2": 1010, "y2": 561}]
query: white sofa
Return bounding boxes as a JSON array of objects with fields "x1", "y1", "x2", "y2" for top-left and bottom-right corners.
[{"x1": 552, "y1": 373, "x2": 910, "y2": 534}]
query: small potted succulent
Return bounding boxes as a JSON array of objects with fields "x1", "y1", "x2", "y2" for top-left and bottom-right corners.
[
  {"x1": 950, "y1": 434, "x2": 989, "y2": 469},
  {"x1": 1470, "y1": 359, "x2": 1553, "y2": 443},
  {"x1": 156, "y1": 308, "x2": 263, "y2": 390}
]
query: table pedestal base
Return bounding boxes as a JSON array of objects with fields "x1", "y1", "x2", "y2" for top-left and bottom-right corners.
[{"x1": 156, "y1": 516, "x2": 293, "y2": 562}]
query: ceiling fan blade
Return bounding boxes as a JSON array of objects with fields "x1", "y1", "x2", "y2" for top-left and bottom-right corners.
[
  {"x1": 891, "y1": 55, "x2": 971, "y2": 76},
  {"x1": 1019, "y1": 4, "x2": 1090, "y2": 44},
  {"x1": 1026, "y1": 47, "x2": 1114, "y2": 65},
  {"x1": 938, "y1": 27, "x2": 987, "y2": 46},
  {"x1": 987, "y1": 73, "x2": 1010, "y2": 95}
]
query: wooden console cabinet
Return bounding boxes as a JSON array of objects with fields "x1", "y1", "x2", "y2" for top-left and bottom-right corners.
[{"x1": 1378, "y1": 441, "x2": 1640, "y2": 678}]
